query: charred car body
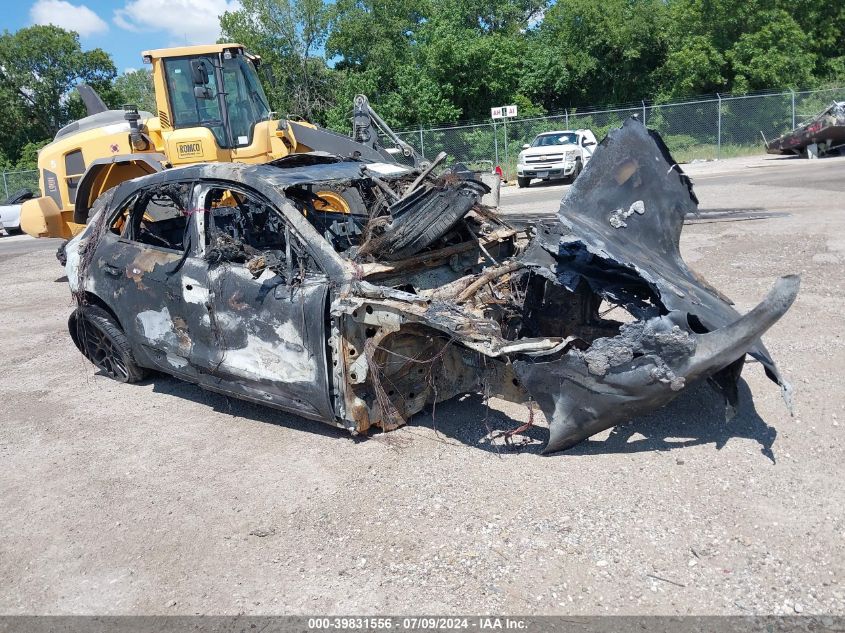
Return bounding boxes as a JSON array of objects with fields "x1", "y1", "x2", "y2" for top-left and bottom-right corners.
[
  {"x1": 766, "y1": 101, "x2": 845, "y2": 157},
  {"x1": 64, "y1": 119, "x2": 799, "y2": 453}
]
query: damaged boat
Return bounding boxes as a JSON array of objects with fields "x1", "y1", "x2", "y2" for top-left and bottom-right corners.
[{"x1": 64, "y1": 118, "x2": 798, "y2": 453}]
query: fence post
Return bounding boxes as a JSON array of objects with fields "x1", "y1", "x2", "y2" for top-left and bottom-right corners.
[
  {"x1": 503, "y1": 116, "x2": 509, "y2": 181},
  {"x1": 493, "y1": 121, "x2": 499, "y2": 168},
  {"x1": 418, "y1": 127, "x2": 425, "y2": 157},
  {"x1": 1, "y1": 172, "x2": 7, "y2": 200},
  {"x1": 716, "y1": 93, "x2": 722, "y2": 160},
  {"x1": 642, "y1": 100, "x2": 646, "y2": 124},
  {"x1": 790, "y1": 89, "x2": 796, "y2": 130},
  {"x1": 565, "y1": 109, "x2": 569, "y2": 128}
]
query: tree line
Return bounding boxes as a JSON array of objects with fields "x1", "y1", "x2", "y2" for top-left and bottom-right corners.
[{"x1": 1, "y1": 0, "x2": 843, "y2": 169}]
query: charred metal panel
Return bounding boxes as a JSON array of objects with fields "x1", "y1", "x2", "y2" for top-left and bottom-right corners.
[
  {"x1": 515, "y1": 277, "x2": 798, "y2": 452},
  {"x1": 198, "y1": 264, "x2": 334, "y2": 420},
  {"x1": 512, "y1": 118, "x2": 799, "y2": 452},
  {"x1": 90, "y1": 231, "x2": 193, "y2": 370}
]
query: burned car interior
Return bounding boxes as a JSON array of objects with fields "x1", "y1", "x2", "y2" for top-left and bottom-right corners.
[
  {"x1": 111, "y1": 184, "x2": 192, "y2": 251},
  {"x1": 65, "y1": 118, "x2": 799, "y2": 453}
]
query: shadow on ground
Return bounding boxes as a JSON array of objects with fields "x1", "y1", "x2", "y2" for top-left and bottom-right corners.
[
  {"x1": 148, "y1": 374, "x2": 347, "y2": 442},
  {"x1": 135, "y1": 370, "x2": 777, "y2": 461},
  {"x1": 518, "y1": 179, "x2": 572, "y2": 189},
  {"x1": 409, "y1": 379, "x2": 778, "y2": 462}
]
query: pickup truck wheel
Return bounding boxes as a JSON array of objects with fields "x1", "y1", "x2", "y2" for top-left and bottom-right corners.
[
  {"x1": 69, "y1": 305, "x2": 147, "y2": 383},
  {"x1": 517, "y1": 176, "x2": 531, "y2": 188},
  {"x1": 570, "y1": 159, "x2": 582, "y2": 182}
]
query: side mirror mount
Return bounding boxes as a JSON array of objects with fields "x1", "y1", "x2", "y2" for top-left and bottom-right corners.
[
  {"x1": 522, "y1": 143, "x2": 530, "y2": 150},
  {"x1": 190, "y1": 60, "x2": 210, "y2": 86}
]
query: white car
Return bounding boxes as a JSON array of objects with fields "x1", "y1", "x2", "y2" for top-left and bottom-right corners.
[
  {"x1": 0, "y1": 189, "x2": 34, "y2": 235},
  {"x1": 516, "y1": 129, "x2": 598, "y2": 188}
]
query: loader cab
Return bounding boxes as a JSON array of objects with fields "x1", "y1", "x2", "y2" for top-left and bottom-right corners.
[{"x1": 145, "y1": 44, "x2": 273, "y2": 164}]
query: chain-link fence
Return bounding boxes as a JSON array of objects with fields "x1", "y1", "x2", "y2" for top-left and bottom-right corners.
[
  {"x1": 1, "y1": 170, "x2": 39, "y2": 202},
  {"x1": 4, "y1": 86, "x2": 843, "y2": 192},
  {"x1": 391, "y1": 86, "x2": 845, "y2": 179}
]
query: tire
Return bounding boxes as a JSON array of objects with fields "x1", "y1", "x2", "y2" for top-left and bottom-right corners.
[
  {"x1": 570, "y1": 159, "x2": 582, "y2": 182},
  {"x1": 313, "y1": 184, "x2": 367, "y2": 215},
  {"x1": 375, "y1": 186, "x2": 478, "y2": 260},
  {"x1": 69, "y1": 305, "x2": 147, "y2": 383},
  {"x1": 517, "y1": 176, "x2": 531, "y2": 188}
]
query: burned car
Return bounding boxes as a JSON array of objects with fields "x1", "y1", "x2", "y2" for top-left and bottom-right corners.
[
  {"x1": 766, "y1": 101, "x2": 845, "y2": 157},
  {"x1": 64, "y1": 119, "x2": 799, "y2": 453}
]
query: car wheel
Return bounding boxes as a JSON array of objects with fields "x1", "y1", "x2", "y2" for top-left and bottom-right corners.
[
  {"x1": 69, "y1": 305, "x2": 147, "y2": 383},
  {"x1": 570, "y1": 159, "x2": 582, "y2": 182},
  {"x1": 2, "y1": 226, "x2": 21, "y2": 236},
  {"x1": 517, "y1": 176, "x2": 531, "y2": 188}
]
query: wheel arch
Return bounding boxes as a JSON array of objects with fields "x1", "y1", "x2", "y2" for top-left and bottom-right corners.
[
  {"x1": 74, "y1": 292, "x2": 124, "y2": 331},
  {"x1": 72, "y1": 153, "x2": 167, "y2": 224}
]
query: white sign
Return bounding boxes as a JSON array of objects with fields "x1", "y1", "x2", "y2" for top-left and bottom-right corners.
[{"x1": 491, "y1": 105, "x2": 518, "y2": 119}]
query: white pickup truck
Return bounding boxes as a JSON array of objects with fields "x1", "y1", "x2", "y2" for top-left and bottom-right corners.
[{"x1": 516, "y1": 129, "x2": 598, "y2": 188}]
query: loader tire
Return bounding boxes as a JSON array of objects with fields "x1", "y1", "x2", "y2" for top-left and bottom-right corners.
[
  {"x1": 72, "y1": 186, "x2": 118, "y2": 225},
  {"x1": 69, "y1": 305, "x2": 147, "y2": 383},
  {"x1": 313, "y1": 184, "x2": 367, "y2": 215}
]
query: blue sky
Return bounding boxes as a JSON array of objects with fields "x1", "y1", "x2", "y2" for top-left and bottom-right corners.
[{"x1": 1, "y1": 0, "x2": 240, "y2": 73}]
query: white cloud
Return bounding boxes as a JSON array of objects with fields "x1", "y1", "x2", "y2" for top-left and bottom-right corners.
[
  {"x1": 30, "y1": 0, "x2": 109, "y2": 37},
  {"x1": 113, "y1": 0, "x2": 240, "y2": 45}
]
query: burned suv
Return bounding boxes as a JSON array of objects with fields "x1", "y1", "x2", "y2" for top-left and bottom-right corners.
[{"x1": 64, "y1": 119, "x2": 798, "y2": 453}]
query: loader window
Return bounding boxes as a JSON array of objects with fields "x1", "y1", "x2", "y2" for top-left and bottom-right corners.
[
  {"x1": 163, "y1": 53, "x2": 270, "y2": 149},
  {"x1": 221, "y1": 56, "x2": 271, "y2": 146},
  {"x1": 164, "y1": 57, "x2": 226, "y2": 147}
]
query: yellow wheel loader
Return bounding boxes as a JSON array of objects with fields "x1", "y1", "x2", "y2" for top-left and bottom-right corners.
[{"x1": 21, "y1": 43, "x2": 423, "y2": 239}]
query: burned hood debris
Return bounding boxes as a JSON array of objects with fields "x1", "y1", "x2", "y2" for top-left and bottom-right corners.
[{"x1": 64, "y1": 117, "x2": 798, "y2": 454}]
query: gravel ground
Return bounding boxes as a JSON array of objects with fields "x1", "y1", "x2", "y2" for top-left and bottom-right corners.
[{"x1": 0, "y1": 155, "x2": 843, "y2": 615}]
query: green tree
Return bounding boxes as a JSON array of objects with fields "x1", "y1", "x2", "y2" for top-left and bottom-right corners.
[
  {"x1": 14, "y1": 140, "x2": 51, "y2": 171},
  {"x1": 220, "y1": 0, "x2": 336, "y2": 122},
  {"x1": 0, "y1": 25, "x2": 116, "y2": 161},
  {"x1": 326, "y1": 0, "x2": 546, "y2": 127},
  {"x1": 113, "y1": 68, "x2": 156, "y2": 113},
  {"x1": 523, "y1": 0, "x2": 669, "y2": 109},
  {"x1": 793, "y1": 0, "x2": 845, "y2": 82},
  {"x1": 218, "y1": 0, "x2": 843, "y2": 134},
  {"x1": 660, "y1": 0, "x2": 822, "y2": 99},
  {"x1": 728, "y1": 10, "x2": 815, "y2": 93}
]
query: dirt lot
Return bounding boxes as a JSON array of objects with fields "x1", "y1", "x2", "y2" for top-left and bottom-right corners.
[{"x1": 1, "y1": 155, "x2": 843, "y2": 615}]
